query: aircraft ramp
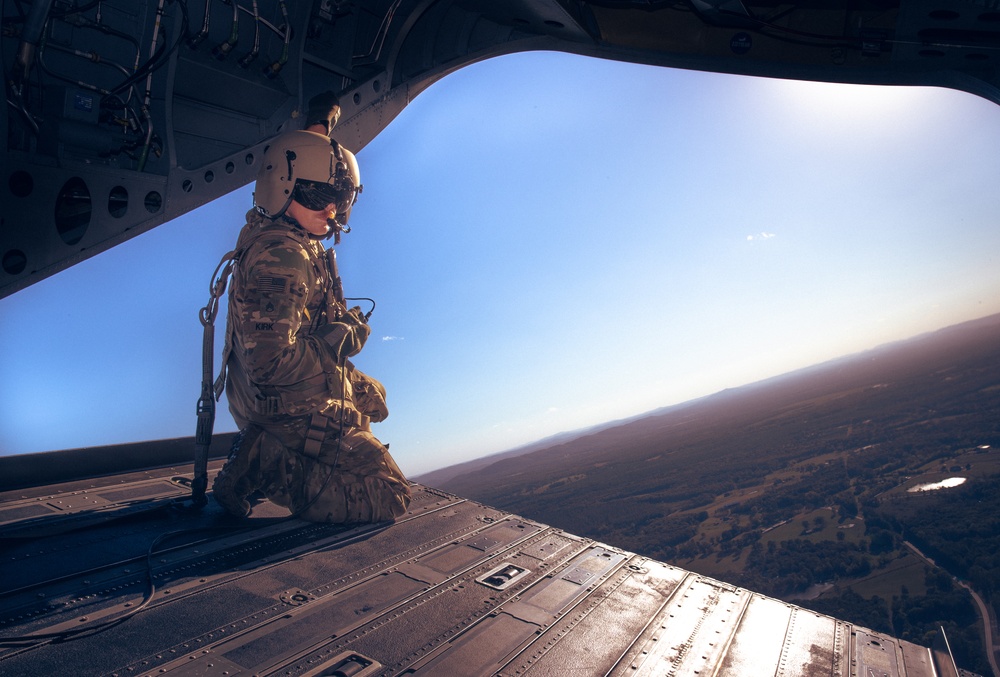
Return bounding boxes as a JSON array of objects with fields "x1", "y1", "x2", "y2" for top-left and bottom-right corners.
[{"x1": 0, "y1": 456, "x2": 950, "y2": 676}]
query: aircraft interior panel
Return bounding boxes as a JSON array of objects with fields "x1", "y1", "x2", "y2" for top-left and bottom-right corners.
[{"x1": 5, "y1": 0, "x2": 1000, "y2": 299}]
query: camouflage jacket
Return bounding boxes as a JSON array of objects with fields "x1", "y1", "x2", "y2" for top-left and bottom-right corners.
[{"x1": 223, "y1": 209, "x2": 355, "y2": 424}]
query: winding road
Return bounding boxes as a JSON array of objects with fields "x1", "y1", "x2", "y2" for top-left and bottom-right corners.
[{"x1": 903, "y1": 540, "x2": 999, "y2": 677}]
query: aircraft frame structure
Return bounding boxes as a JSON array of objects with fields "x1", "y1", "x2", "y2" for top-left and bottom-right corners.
[{"x1": 3, "y1": 0, "x2": 1000, "y2": 299}]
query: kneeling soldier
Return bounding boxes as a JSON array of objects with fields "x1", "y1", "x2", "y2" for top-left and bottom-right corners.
[{"x1": 213, "y1": 129, "x2": 410, "y2": 523}]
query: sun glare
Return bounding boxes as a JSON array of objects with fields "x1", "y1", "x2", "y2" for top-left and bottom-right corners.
[{"x1": 763, "y1": 78, "x2": 953, "y2": 136}]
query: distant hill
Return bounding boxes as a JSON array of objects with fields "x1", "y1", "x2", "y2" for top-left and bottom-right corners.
[
  {"x1": 431, "y1": 312, "x2": 1000, "y2": 505},
  {"x1": 413, "y1": 401, "x2": 699, "y2": 487}
]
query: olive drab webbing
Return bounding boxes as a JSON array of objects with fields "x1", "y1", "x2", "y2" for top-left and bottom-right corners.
[{"x1": 192, "y1": 245, "x2": 239, "y2": 506}]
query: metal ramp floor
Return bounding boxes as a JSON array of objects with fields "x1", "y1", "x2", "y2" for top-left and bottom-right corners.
[{"x1": 0, "y1": 458, "x2": 949, "y2": 676}]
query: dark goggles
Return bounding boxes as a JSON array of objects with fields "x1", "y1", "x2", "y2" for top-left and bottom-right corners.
[{"x1": 292, "y1": 180, "x2": 359, "y2": 213}]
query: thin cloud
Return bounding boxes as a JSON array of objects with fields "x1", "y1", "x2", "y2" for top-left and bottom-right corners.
[
  {"x1": 382, "y1": 336, "x2": 404, "y2": 341},
  {"x1": 746, "y1": 232, "x2": 777, "y2": 241}
]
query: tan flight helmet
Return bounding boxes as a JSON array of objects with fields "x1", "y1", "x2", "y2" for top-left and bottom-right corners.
[{"x1": 254, "y1": 130, "x2": 362, "y2": 230}]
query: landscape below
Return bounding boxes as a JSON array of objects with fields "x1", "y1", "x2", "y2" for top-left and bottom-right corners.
[{"x1": 425, "y1": 313, "x2": 1000, "y2": 675}]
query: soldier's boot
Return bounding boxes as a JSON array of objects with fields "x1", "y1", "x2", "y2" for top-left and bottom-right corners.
[{"x1": 213, "y1": 426, "x2": 263, "y2": 517}]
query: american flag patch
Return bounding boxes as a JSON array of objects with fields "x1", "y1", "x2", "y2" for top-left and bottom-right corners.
[{"x1": 255, "y1": 275, "x2": 287, "y2": 293}]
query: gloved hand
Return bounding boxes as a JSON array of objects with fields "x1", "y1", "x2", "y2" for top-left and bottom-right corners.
[
  {"x1": 317, "y1": 306, "x2": 371, "y2": 358},
  {"x1": 349, "y1": 367, "x2": 389, "y2": 422}
]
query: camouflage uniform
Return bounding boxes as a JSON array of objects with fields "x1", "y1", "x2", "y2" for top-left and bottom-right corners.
[{"x1": 214, "y1": 209, "x2": 410, "y2": 523}]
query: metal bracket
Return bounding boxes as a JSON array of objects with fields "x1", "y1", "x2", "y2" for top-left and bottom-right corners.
[
  {"x1": 279, "y1": 589, "x2": 317, "y2": 606},
  {"x1": 476, "y1": 563, "x2": 531, "y2": 591},
  {"x1": 301, "y1": 650, "x2": 381, "y2": 677}
]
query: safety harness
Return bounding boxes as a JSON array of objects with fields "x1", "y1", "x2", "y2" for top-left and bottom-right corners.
[{"x1": 192, "y1": 244, "x2": 238, "y2": 506}]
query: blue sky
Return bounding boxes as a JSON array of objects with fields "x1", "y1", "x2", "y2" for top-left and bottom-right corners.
[{"x1": 2, "y1": 52, "x2": 1000, "y2": 475}]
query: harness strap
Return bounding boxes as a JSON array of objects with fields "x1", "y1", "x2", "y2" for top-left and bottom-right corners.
[
  {"x1": 192, "y1": 249, "x2": 238, "y2": 506},
  {"x1": 192, "y1": 219, "x2": 275, "y2": 504},
  {"x1": 303, "y1": 413, "x2": 327, "y2": 459}
]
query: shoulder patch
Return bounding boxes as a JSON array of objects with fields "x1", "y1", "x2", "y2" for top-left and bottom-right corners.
[{"x1": 255, "y1": 275, "x2": 287, "y2": 293}]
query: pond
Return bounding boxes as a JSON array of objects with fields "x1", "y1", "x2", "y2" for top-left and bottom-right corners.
[{"x1": 907, "y1": 477, "x2": 967, "y2": 492}]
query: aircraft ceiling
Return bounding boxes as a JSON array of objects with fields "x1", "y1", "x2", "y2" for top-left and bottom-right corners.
[{"x1": 3, "y1": 0, "x2": 999, "y2": 299}]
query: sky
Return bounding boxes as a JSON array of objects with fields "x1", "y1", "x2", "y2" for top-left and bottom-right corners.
[{"x1": 2, "y1": 51, "x2": 1000, "y2": 476}]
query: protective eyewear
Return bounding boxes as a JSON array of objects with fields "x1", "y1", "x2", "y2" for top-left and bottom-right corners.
[{"x1": 293, "y1": 181, "x2": 344, "y2": 211}]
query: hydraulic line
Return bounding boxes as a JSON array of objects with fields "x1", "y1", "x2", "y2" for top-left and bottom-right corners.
[
  {"x1": 137, "y1": 0, "x2": 167, "y2": 170},
  {"x1": 42, "y1": 41, "x2": 135, "y2": 87},
  {"x1": 353, "y1": 0, "x2": 403, "y2": 64},
  {"x1": 236, "y1": 0, "x2": 284, "y2": 36},
  {"x1": 213, "y1": 0, "x2": 239, "y2": 59},
  {"x1": 263, "y1": 0, "x2": 289, "y2": 78},
  {"x1": 238, "y1": 0, "x2": 260, "y2": 68},
  {"x1": 106, "y1": 0, "x2": 189, "y2": 98},
  {"x1": 7, "y1": 0, "x2": 54, "y2": 134},
  {"x1": 36, "y1": 41, "x2": 141, "y2": 154},
  {"x1": 188, "y1": 0, "x2": 211, "y2": 47},
  {"x1": 60, "y1": 13, "x2": 143, "y2": 98},
  {"x1": 47, "y1": 0, "x2": 103, "y2": 20},
  {"x1": 9, "y1": 0, "x2": 53, "y2": 90},
  {"x1": 60, "y1": 11, "x2": 142, "y2": 59}
]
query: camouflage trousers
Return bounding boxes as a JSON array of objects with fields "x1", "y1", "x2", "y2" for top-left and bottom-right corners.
[{"x1": 225, "y1": 414, "x2": 410, "y2": 523}]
